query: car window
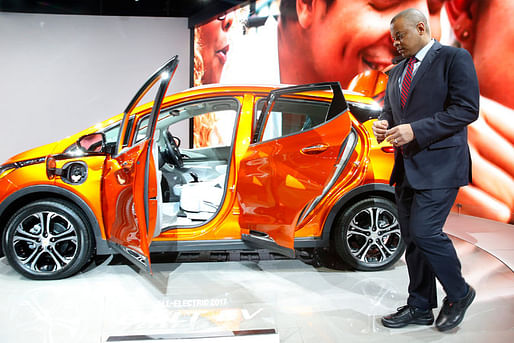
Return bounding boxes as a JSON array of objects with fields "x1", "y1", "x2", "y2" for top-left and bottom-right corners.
[
  {"x1": 121, "y1": 117, "x2": 135, "y2": 147},
  {"x1": 193, "y1": 108, "x2": 237, "y2": 148},
  {"x1": 154, "y1": 98, "x2": 240, "y2": 149},
  {"x1": 134, "y1": 116, "x2": 150, "y2": 144},
  {"x1": 103, "y1": 124, "x2": 120, "y2": 144},
  {"x1": 100, "y1": 117, "x2": 134, "y2": 147},
  {"x1": 255, "y1": 97, "x2": 330, "y2": 142}
]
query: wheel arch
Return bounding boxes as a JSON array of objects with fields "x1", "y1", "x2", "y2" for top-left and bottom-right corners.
[
  {"x1": 0, "y1": 185, "x2": 112, "y2": 256},
  {"x1": 322, "y1": 183, "x2": 396, "y2": 244}
]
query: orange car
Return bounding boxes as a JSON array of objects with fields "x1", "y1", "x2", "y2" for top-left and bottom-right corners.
[{"x1": 0, "y1": 57, "x2": 400, "y2": 280}]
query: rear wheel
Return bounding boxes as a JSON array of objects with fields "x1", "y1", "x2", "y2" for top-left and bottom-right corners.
[
  {"x1": 2, "y1": 199, "x2": 94, "y2": 280},
  {"x1": 333, "y1": 197, "x2": 404, "y2": 271}
]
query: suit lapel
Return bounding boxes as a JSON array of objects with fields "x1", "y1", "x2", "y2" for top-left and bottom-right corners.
[
  {"x1": 393, "y1": 60, "x2": 407, "y2": 109},
  {"x1": 406, "y1": 41, "x2": 442, "y2": 107}
]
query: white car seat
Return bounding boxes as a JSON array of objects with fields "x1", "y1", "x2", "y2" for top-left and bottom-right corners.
[{"x1": 178, "y1": 173, "x2": 225, "y2": 214}]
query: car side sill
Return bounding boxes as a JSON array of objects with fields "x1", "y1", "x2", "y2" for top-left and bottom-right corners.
[
  {"x1": 242, "y1": 232, "x2": 295, "y2": 258},
  {"x1": 148, "y1": 237, "x2": 327, "y2": 253}
]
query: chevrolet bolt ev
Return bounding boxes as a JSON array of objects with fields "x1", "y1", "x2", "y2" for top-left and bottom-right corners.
[{"x1": 0, "y1": 56, "x2": 402, "y2": 280}]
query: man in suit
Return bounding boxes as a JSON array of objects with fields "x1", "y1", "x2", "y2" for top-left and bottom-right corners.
[{"x1": 372, "y1": 8, "x2": 479, "y2": 331}]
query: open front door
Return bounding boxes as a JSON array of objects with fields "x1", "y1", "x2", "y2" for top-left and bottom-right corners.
[
  {"x1": 237, "y1": 83, "x2": 354, "y2": 257},
  {"x1": 102, "y1": 56, "x2": 179, "y2": 273}
]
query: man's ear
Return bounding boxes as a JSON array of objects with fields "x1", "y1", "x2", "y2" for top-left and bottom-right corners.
[
  {"x1": 445, "y1": 0, "x2": 478, "y2": 50},
  {"x1": 416, "y1": 22, "x2": 427, "y2": 36},
  {"x1": 296, "y1": 0, "x2": 315, "y2": 29}
]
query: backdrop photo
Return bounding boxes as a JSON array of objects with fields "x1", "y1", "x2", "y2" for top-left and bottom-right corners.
[{"x1": 193, "y1": 0, "x2": 514, "y2": 224}]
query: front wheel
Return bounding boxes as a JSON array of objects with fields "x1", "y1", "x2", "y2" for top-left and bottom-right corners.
[
  {"x1": 2, "y1": 199, "x2": 94, "y2": 280},
  {"x1": 333, "y1": 197, "x2": 404, "y2": 271}
]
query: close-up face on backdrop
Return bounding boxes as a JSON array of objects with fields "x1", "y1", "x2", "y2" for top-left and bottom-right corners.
[
  {"x1": 194, "y1": 13, "x2": 234, "y2": 84},
  {"x1": 291, "y1": 0, "x2": 437, "y2": 86},
  {"x1": 194, "y1": 0, "x2": 441, "y2": 88},
  {"x1": 468, "y1": 0, "x2": 514, "y2": 108},
  {"x1": 192, "y1": 0, "x2": 514, "y2": 224}
]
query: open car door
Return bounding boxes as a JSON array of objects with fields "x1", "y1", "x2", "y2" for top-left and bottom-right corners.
[
  {"x1": 102, "y1": 56, "x2": 179, "y2": 273},
  {"x1": 237, "y1": 82, "x2": 356, "y2": 257}
]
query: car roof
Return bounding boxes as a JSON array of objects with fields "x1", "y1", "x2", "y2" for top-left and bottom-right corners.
[
  {"x1": 79, "y1": 83, "x2": 379, "y2": 144},
  {"x1": 168, "y1": 83, "x2": 376, "y2": 106},
  {"x1": 119, "y1": 83, "x2": 379, "y2": 127}
]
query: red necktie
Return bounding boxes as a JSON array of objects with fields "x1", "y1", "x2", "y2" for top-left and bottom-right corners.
[{"x1": 400, "y1": 57, "x2": 417, "y2": 108}]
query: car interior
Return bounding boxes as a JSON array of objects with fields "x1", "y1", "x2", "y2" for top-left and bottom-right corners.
[
  {"x1": 149, "y1": 98, "x2": 239, "y2": 231},
  {"x1": 89, "y1": 92, "x2": 336, "y2": 235}
]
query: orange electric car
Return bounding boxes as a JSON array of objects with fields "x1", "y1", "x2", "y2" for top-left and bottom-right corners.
[{"x1": 0, "y1": 57, "x2": 401, "y2": 280}]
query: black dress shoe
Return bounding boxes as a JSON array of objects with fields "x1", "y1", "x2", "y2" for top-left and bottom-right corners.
[
  {"x1": 382, "y1": 305, "x2": 434, "y2": 328},
  {"x1": 436, "y1": 285, "x2": 475, "y2": 332}
]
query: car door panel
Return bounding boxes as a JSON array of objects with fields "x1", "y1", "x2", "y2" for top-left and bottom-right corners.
[
  {"x1": 102, "y1": 56, "x2": 178, "y2": 273},
  {"x1": 238, "y1": 83, "x2": 351, "y2": 256},
  {"x1": 102, "y1": 140, "x2": 155, "y2": 270}
]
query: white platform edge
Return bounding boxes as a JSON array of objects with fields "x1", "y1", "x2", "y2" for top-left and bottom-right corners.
[
  {"x1": 105, "y1": 329, "x2": 279, "y2": 343},
  {"x1": 445, "y1": 213, "x2": 514, "y2": 271}
]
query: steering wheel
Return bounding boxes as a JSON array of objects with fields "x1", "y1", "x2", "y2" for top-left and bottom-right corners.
[{"x1": 161, "y1": 130, "x2": 184, "y2": 168}]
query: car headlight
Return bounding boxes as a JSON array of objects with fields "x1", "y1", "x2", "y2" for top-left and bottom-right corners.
[
  {"x1": 0, "y1": 157, "x2": 46, "y2": 179},
  {"x1": 0, "y1": 163, "x2": 15, "y2": 178},
  {"x1": 14, "y1": 157, "x2": 46, "y2": 168}
]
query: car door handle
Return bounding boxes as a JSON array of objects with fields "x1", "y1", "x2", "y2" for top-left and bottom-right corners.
[{"x1": 301, "y1": 144, "x2": 329, "y2": 155}]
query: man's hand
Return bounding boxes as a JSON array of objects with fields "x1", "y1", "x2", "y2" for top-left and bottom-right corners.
[
  {"x1": 385, "y1": 124, "x2": 415, "y2": 147},
  {"x1": 372, "y1": 120, "x2": 389, "y2": 143}
]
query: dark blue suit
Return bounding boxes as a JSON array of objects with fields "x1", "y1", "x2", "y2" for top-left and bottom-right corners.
[{"x1": 380, "y1": 41, "x2": 479, "y2": 310}]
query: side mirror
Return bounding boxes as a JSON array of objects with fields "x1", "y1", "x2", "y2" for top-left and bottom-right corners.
[{"x1": 77, "y1": 133, "x2": 106, "y2": 154}]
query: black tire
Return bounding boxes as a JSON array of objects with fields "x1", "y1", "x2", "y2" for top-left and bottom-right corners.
[
  {"x1": 333, "y1": 197, "x2": 404, "y2": 271},
  {"x1": 2, "y1": 199, "x2": 94, "y2": 280}
]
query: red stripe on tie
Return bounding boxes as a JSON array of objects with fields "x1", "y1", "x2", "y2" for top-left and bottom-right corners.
[{"x1": 401, "y1": 57, "x2": 417, "y2": 108}]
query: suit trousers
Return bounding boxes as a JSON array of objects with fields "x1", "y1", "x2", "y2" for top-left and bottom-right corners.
[{"x1": 395, "y1": 157, "x2": 467, "y2": 310}]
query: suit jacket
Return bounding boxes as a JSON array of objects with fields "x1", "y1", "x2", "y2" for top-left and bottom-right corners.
[{"x1": 380, "y1": 41, "x2": 479, "y2": 189}]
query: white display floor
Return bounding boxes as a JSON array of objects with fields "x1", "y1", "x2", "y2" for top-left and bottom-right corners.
[{"x1": 0, "y1": 214, "x2": 513, "y2": 343}]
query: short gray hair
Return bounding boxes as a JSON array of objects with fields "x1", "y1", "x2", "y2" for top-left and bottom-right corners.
[{"x1": 391, "y1": 8, "x2": 430, "y2": 35}]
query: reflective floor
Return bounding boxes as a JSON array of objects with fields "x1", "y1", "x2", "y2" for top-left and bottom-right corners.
[{"x1": 0, "y1": 216, "x2": 513, "y2": 342}]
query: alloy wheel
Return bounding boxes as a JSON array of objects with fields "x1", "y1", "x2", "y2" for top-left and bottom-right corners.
[
  {"x1": 12, "y1": 211, "x2": 79, "y2": 273},
  {"x1": 334, "y1": 197, "x2": 404, "y2": 271},
  {"x1": 3, "y1": 200, "x2": 93, "y2": 279},
  {"x1": 346, "y1": 206, "x2": 401, "y2": 264}
]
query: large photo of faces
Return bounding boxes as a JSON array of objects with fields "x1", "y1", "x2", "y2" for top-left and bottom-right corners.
[{"x1": 193, "y1": 0, "x2": 514, "y2": 225}]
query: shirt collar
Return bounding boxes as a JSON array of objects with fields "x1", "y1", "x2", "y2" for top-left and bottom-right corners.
[{"x1": 414, "y1": 39, "x2": 434, "y2": 62}]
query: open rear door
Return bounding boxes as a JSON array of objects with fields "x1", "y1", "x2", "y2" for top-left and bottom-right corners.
[
  {"x1": 237, "y1": 83, "x2": 354, "y2": 257},
  {"x1": 102, "y1": 56, "x2": 179, "y2": 273}
]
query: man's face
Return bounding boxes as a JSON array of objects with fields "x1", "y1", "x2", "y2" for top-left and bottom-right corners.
[
  {"x1": 390, "y1": 17, "x2": 425, "y2": 58},
  {"x1": 305, "y1": 0, "x2": 434, "y2": 87}
]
